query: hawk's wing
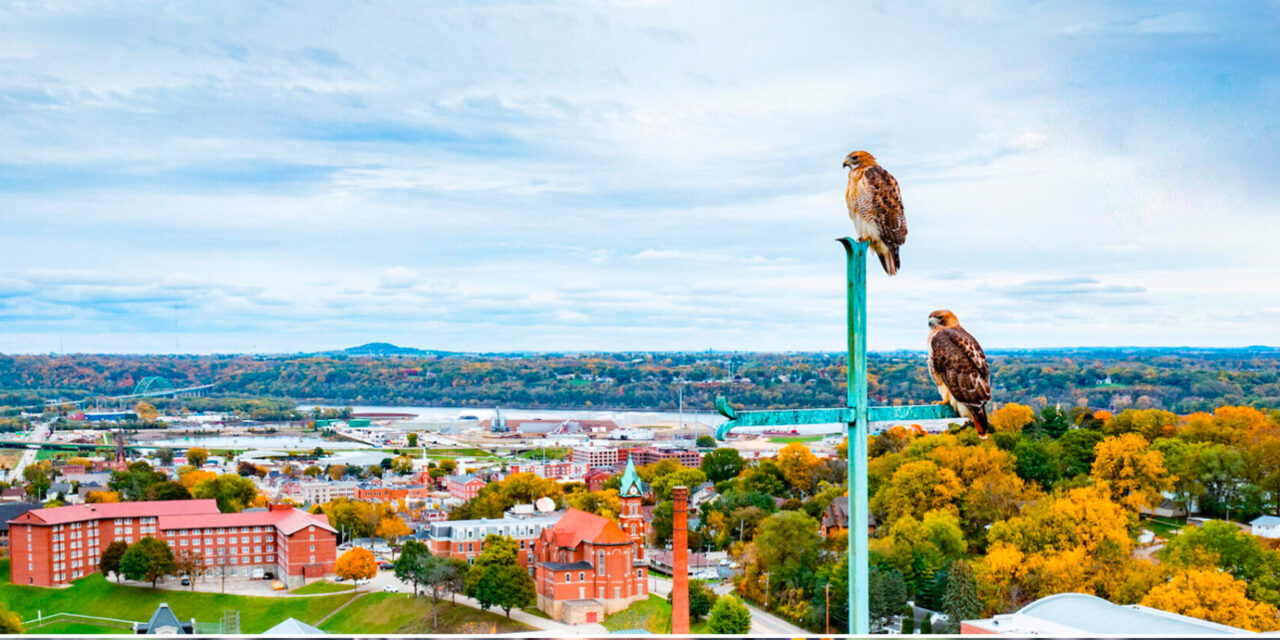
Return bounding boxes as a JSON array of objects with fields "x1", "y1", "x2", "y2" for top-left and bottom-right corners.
[
  {"x1": 865, "y1": 165, "x2": 906, "y2": 246},
  {"x1": 929, "y1": 327, "x2": 991, "y2": 405}
]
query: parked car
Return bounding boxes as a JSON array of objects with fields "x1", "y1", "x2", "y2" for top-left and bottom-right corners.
[
  {"x1": 378, "y1": 562, "x2": 393, "y2": 570},
  {"x1": 334, "y1": 575, "x2": 345, "y2": 582},
  {"x1": 356, "y1": 577, "x2": 370, "y2": 585},
  {"x1": 180, "y1": 576, "x2": 190, "y2": 586},
  {"x1": 383, "y1": 584, "x2": 398, "y2": 593}
]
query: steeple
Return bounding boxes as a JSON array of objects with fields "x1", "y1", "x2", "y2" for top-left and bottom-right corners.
[{"x1": 619, "y1": 453, "x2": 644, "y2": 498}]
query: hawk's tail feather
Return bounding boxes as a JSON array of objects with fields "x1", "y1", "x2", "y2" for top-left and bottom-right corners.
[
  {"x1": 970, "y1": 404, "x2": 990, "y2": 438},
  {"x1": 877, "y1": 245, "x2": 900, "y2": 276}
]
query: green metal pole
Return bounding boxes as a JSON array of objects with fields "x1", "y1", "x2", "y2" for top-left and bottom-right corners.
[{"x1": 840, "y1": 237, "x2": 870, "y2": 634}]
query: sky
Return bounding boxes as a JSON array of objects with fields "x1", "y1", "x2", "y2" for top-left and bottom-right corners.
[{"x1": 1, "y1": 1, "x2": 1278, "y2": 354}]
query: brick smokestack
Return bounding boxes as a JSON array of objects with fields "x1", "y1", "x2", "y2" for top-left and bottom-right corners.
[{"x1": 672, "y1": 485, "x2": 690, "y2": 634}]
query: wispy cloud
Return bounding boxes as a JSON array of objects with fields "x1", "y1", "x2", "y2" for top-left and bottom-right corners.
[{"x1": 0, "y1": 1, "x2": 1277, "y2": 353}]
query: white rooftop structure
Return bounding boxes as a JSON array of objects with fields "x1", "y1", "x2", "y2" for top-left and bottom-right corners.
[
  {"x1": 263, "y1": 617, "x2": 326, "y2": 635},
  {"x1": 1250, "y1": 515, "x2": 1280, "y2": 539},
  {"x1": 963, "y1": 593, "x2": 1249, "y2": 635}
]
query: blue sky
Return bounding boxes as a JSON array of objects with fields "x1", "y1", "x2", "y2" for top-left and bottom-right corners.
[{"x1": 1, "y1": 1, "x2": 1278, "y2": 354}]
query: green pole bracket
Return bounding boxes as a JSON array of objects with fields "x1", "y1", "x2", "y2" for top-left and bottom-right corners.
[{"x1": 713, "y1": 237, "x2": 959, "y2": 634}]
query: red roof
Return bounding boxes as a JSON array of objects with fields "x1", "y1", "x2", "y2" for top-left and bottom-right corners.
[
  {"x1": 159, "y1": 507, "x2": 335, "y2": 535},
  {"x1": 542, "y1": 508, "x2": 632, "y2": 548},
  {"x1": 10, "y1": 500, "x2": 221, "y2": 525}
]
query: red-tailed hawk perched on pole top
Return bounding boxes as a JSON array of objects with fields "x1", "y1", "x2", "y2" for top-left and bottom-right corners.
[
  {"x1": 927, "y1": 310, "x2": 992, "y2": 437},
  {"x1": 844, "y1": 150, "x2": 907, "y2": 275}
]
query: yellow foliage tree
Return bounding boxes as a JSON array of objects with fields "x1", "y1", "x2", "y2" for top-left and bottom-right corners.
[
  {"x1": 1091, "y1": 433, "x2": 1172, "y2": 511},
  {"x1": 990, "y1": 404, "x2": 1035, "y2": 434},
  {"x1": 1141, "y1": 569, "x2": 1280, "y2": 632},
  {"x1": 871, "y1": 460, "x2": 963, "y2": 524},
  {"x1": 180, "y1": 469, "x2": 217, "y2": 490},
  {"x1": 335, "y1": 547, "x2": 378, "y2": 591},
  {"x1": 186, "y1": 447, "x2": 209, "y2": 467},
  {"x1": 86, "y1": 490, "x2": 120, "y2": 503},
  {"x1": 134, "y1": 401, "x2": 159, "y2": 422},
  {"x1": 776, "y1": 442, "x2": 821, "y2": 496}
]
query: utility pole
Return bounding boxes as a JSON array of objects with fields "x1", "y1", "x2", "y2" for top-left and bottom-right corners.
[
  {"x1": 826, "y1": 583, "x2": 831, "y2": 634},
  {"x1": 764, "y1": 571, "x2": 769, "y2": 610}
]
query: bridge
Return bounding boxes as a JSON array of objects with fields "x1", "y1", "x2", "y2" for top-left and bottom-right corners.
[{"x1": 43, "y1": 376, "x2": 217, "y2": 407}]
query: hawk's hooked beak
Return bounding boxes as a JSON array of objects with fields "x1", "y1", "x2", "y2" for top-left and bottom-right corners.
[{"x1": 843, "y1": 159, "x2": 852, "y2": 169}]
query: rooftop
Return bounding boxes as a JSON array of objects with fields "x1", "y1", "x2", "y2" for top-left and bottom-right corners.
[
  {"x1": 1250, "y1": 515, "x2": 1280, "y2": 527},
  {"x1": 964, "y1": 592, "x2": 1249, "y2": 635},
  {"x1": 10, "y1": 499, "x2": 220, "y2": 525}
]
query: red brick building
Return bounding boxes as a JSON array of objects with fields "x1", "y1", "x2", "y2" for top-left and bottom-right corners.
[
  {"x1": 584, "y1": 468, "x2": 612, "y2": 492},
  {"x1": 534, "y1": 456, "x2": 649, "y2": 624},
  {"x1": 424, "y1": 513, "x2": 560, "y2": 567},
  {"x1": 445, "y1": 474, "x2": 486, "y2": 501},
  {"x1": 353, "y1": 485, "x2": 432, "y2": 503},
  {"x1": 625, "y1": 446, "x2": 702, "y2": 468},
  {"x1": 8, "y1": 500, "x2": 336, "y2": 587}
]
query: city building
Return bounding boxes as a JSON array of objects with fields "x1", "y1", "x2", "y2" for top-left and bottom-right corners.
[
  {"x1": 353, "y1": 484, "x2": 432, "y2": 503},
  {"x1": 280, "y1": 480, "x2": 357, "y2": 505},
  {"x1": 1250, "y1": 515, "x2": 1280, "y2": 539},
  {"x1": 424, "y1": 512, "x2": 561, "y2": 568},
  {"x1": 507, "y1": 461, "x2": 584, "y2": 480},
  {"x1": 573, "y1": 446, "x2": 619, "y2": 470},
  {"x1": 445, "y1": 474, "x2": 486, "y2": 501},
  {"x1": 133, "y1": 602, "x2": 194, "y2": 635},
  {"x1": 961, "y1": 593, "x2": 1248, "y2": 635},
  {"x1": 584, "y1": 468, "x2": 612, "y2": 492},
  {"x1": 624, "y1": 446, "x2": 702, "y2": 468},
  {"x1": 0, "y1": 503, "x2": 38, "y2": 557},
  {"x1": 8, "y1": 500, "x2": 336, "y2": 587},
  {"x1": 533, "y1": 456, "x2": 650, "y2": 624}
]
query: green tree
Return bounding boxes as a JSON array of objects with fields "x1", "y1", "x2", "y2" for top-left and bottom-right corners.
[
  {"x1": 702, "y1": 448, "x2": 746, "y2": 483},
  {"x1": 707, "y1": 595, "x2": 752, "y2": 634},
  {"x1": 192, "y1": 474, "x2": 259, "y2": 512},
  {"x1": 156, "y1": 447, "x2": 175, "y2": 466},
  {"x1": 668, "y1": 579, "x2": 717, "y2": 620},
  {"x1": 147, "y1": 480, "x2": 192, "y2": 501},
  {"x1": 120, "y1": 537, "x2": 176, "y2": 588},
  {"x1": 99, "y1": 540, "x2": 128, "y2": 583},
  {"x1": 920, "y1": 613, "x2": 933, "y2": 634},
  {"x1": 696, "y1": 435, "x2": 717, "y2": 448},
  {"x1": 942, "y1": 560, "x2": 981, "y2": 634},
  {"x1": 393, "y1": 540, "x2": 432, "y2": 596},
  {"x1": 465, "y1": 535, "x2": 536, "y2": 617},
  {"x1": 407, "y1": 432, "x2": 419, "y2": 448},
  {"x1": 108, "y1": 462, "x2": 166, "y2": 501},
  {"x1": 755, "y1": 511, "x2": 821, "y2": 599},
  {"x1": 1030, "y1": 406, "x2": 1071, "y2": 439},
  {"x1": 1014, "y1": 437, "x2": 1062, "y2": 490},
  {"x1": 1059, "y1": 429, "x2": 1105, "y2": 478}
]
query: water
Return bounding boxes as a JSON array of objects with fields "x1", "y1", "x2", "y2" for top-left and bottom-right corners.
[
  {"x1": 143, "y1": 435, "x2": 369, "y2": 450},
  {"x1": 299, "y1": 404, "x2": 730, "y2": 429}
]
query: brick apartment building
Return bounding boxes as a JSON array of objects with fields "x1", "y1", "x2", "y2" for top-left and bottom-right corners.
[
  {"x1": 534, "y1": 456, "x2": 649, "y2": 624},
  {"x1": 445, "y1": 474, "x2": 487, "y2": 501},
  {"x1": 424, "y1": 512, "x2": 561, "y2": 568},
  {"x1": 353, "y1": 484, "x2": 432, "y2": 503},
  {"x1": 572, "y1": 446, "x2": 619, "y2": 470},
  {"x1": 623, "y1": 446, "x2": 702, "y2": 469},
  {"x1": 8, "y1": 500, "x2": 336, "y2": 587},
  {"x1": 507, "y1": 461, "x2": 585, "y2": 480}
]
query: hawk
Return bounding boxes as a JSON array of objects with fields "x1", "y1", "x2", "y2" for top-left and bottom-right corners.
[
  {"x1": 844, "y1": 150, "x2": 907, "y2": 275},
  {"x1": 927, "y1": 310, "x2": 992, "y2": 437}
]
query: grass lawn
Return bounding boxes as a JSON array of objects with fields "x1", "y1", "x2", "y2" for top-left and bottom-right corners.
[
  {"x1": 690, "y1": 618, "x2": 712, "y2": 633},
  {"x1": 291, "y1": 579, "x2": 353, "y2": 595},
  {"x1": 1141, "y1": 517, "x2": 1185, "y2": 538},
  {"x1": 0, "y1": 560, "x2": 351, "y2": 634},
  {"x1": 603, "y1": 594, "x2": 672, "y2": 634},
  {"x1": 767, "y1": 434, "x2": 824, "y2": 444},
  {"x1": 319, "y1": 593, "x2": 534, "y2": 634},
  {"x1": 522, "y1": 605, "x2": 552, "y2": 619},
  {"x1": 24, "y1": 619, "x2": 133, "y2": 634}
]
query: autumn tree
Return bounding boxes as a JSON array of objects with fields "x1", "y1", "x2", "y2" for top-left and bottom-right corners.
[
  {"x1": 134, "y1": 401, "x2": 159, "y2": 422},
  {"x1": 0, "y1": 604, "x2": 21, "y2": 634},
  {"x1": 87, "y1": 490, "x2": 121, "y2": 503},
  {"x1": 990, "y1": 403, "x2": 1035, "y2": 434},
  {"x1": 375, "y1": 516, "x2": 411, "y2": 557},
  {"x1": 1141, "y1": 569, "x2": 1279, "y2": 632},
  {"x1": 120, "y1": 537, "x2": 176, "y2": 588},
  {"x1": 175, "y1": 550, "x2": 205, "y2": 590},
  {"x1": 1159, "y1": 520, "x2": 1280, "y2": 607},
  {"x1": 407, "y1": 432, "x2": 419, "y2": 448},
  {"x1": 566, "y1": 488, "x2": 622, "y2": 518},
  {"x1": 777, "y1": 442, "x2": 822, "y2": 496},
  {"x1": 871, "y1": 460, "x2": 963, "y2": 524},
  {"x1": 754, "y1": 511, "x2": 821, "y2": 602},
  {"x1": 99, "y1": 540, "x2": 128, "y2": 582},
  {"x1": 179, "y1": 468, "x2": 217, "y2": 490},
  {"x1": 1091, "y1": 433, "x2": 1172, "y2": 511},
  {"x1": 335, "y1": 547, "x2": 377, "y2": 591},
  {"x1": 870, "y1": 509, "x2": 966, "y2": 592},
  {"x1": 186, "y1": 447, "x2": 209, "y2": 467}
]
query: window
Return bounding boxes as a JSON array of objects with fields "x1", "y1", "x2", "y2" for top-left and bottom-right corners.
[
  {"x1": 598, "y1": 551, "x2": 605, "y2": 575},
  {"x1": 579, "y1": 571, "x2": 584, "y2": 582},
  {"x1": 564, "y1": 573, "x2": 570, "y2": 583},
  {"x1": 310, "y1": 544, "x2": 315, "y2": 552}
]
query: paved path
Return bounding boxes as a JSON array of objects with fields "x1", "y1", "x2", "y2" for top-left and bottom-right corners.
[{"x1": 313, "y1": 592, "x2": 366, "y2": 627}]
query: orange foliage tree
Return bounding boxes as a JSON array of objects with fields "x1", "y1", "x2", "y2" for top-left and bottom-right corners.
[
  {"x1": 990, "y1": 404, "x2": 1035, "y2": 434},
  {"x1": 335, "y1": 547, "x2": 378, "y2": 591},
  {"x1": 1091, "y1": 433, "x2": 1172, "y2": 511}
]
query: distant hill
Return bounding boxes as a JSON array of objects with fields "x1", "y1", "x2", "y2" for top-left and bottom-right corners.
[{"x1": 331, "y1": 342, "x2": 451, "y2": 356}]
